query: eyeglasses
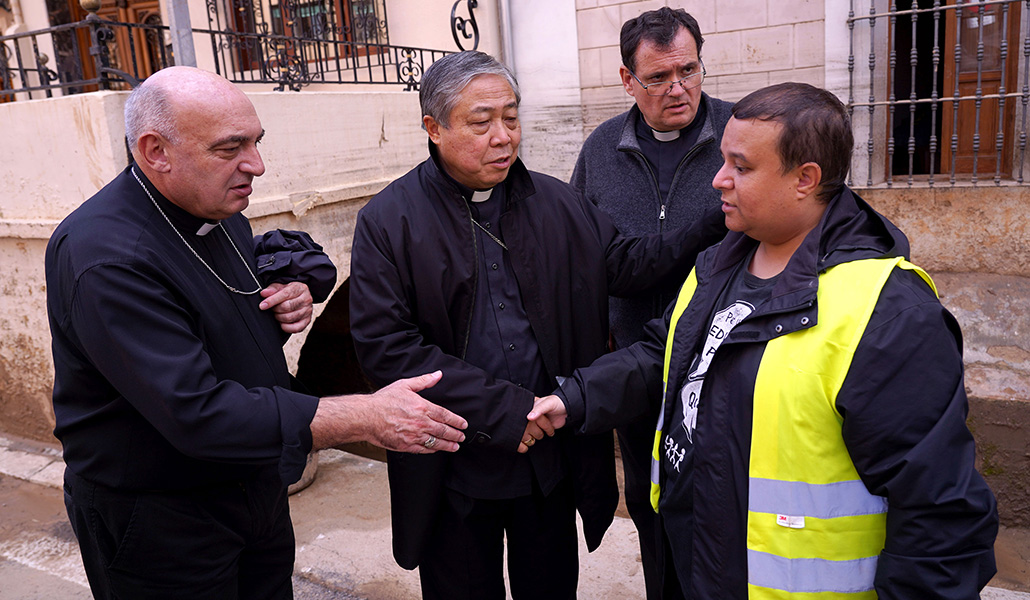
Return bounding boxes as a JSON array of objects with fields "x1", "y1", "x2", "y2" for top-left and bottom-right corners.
[{"x1": 629, "y1": 64, "x2": 706, "y2": 96}]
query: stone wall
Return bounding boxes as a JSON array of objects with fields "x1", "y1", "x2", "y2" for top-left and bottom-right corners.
[
  {"x1": 575, "y1": 0, "x2": 827, "y2": 132},
  {"x1": 864, "y1": 186, "x2": 1030, "y2": 525}
]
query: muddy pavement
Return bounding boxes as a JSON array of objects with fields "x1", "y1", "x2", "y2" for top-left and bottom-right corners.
[{"x1": 0, "y1": 440, "x2": 1027, "y2": 599}]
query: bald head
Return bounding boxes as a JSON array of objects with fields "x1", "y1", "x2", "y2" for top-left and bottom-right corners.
[
  {"x1": 124, "y1": 67, "x2": 250, "y2": 157},
  {"x1": 125, "y1": 66, "x2": 266, "y2": 220}
]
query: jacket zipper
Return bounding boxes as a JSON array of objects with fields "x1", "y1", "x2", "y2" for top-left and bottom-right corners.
[
  {"x1": 627, "y1": 137, "x2": 713, "y2": 318},
  {"x1": 460, "y1": 197, "x2": 479, "y2": 360},
  {"x1": 628, "y1": 137, "x2": 714, "y2": 234},
  {"x1": 627, "y1": 148, "x2": 664, "y2": 230}
]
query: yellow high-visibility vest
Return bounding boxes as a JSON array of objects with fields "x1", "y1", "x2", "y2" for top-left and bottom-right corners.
[{"x1": 652, "y1": 257, "x2": 936, "y2": 599}]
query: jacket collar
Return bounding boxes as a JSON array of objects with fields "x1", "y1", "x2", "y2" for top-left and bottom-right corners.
[
  {"x1": 617, "y1": 92, "x2": 720, "y2": 155},
  {"x1": 425, "y1": 140, "x2": 537, "y2": 207},
  {"x1": 704, "y1": 186, "x2": 911, "y2": 310},
  {"x1": 127, "y1": 164, "x2": 219, "y2": 236}
]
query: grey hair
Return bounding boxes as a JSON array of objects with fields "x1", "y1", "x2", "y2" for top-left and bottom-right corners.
[
  {"x1": 124, "y1": 78, "x2": 179, "y2": 152},
  {"x1": 420, "y1": 51, "x2": 520, "y2": 129}
]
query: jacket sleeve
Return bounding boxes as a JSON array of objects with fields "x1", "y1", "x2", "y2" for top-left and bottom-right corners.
[
  {"x1": 558, "y1": 301, "x2": 671, "y2": 435},
  {"x1": 349, "y1": 209, "x2": 534, "y2": 453},
  {"x1": 253, "y1": 229, "x2": 338, "y2": 303},
  {"x1": 570, "y1": 146, "x2": 589, "y2": 196},
  {"x1": 837, "y1": 269, "x2": 998, "y2": 599},
  {"x1": 595, "y1": 201, "x2": 726, "y2": 297}
]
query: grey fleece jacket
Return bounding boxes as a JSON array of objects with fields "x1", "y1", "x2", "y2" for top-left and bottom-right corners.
[{"x1": 570, "y1": 93, "x2": 732, "y2": 348}]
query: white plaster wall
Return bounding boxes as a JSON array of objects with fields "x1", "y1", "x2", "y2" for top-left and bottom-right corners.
[
  {"x1": 388, "y1": 0, "x2": 502, "y2": 56},
  {"x1": 245, "y1": 90, "x2": 426, "y2": 207},
  {"x1": 177, "y1": 0, "x2": 215, "y2": 74},
  {"x1": 0, "y1": 91, "x2": 127, "y2": 222},
  {"x1": 18, "y1": 1, "x2": 50, "y2": 29},
  {"x1": 508, "y1": 0, "x2": 583, "y2": 179}
]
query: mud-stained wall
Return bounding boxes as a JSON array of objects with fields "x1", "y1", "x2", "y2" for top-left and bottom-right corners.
[
  {"x1": 0, "y1": 238, "x2": 55, "y2": 441},
  {"x1": 863, "y1": 186, "x2": 1030, "y2": 402},
  {"x1": 970, "y1": 397, "x2": 1030, "y2": 527},
  {"x1": 865, "y1": 186, "x2": 1030, "y2": 278},
  {"x1": 864, "y1": 187, "x2": 1030, "y2": 524},
  {"x1": 940, "y1": 273, "x2": 1030, "y2": 525}
]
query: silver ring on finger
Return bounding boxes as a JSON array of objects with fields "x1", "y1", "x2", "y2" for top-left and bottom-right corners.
[{"x1": 423, "y1": 435, "x2": 437, "y2": 449}]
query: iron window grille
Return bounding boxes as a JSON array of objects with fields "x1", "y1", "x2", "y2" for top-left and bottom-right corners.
[{"x1": 847, "y1": 0, "x2": 1028, "y2": 187}]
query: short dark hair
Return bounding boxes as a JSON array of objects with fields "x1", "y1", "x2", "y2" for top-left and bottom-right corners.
[
  {"x1": 420, "y1": 51, "x2": 520, "y2": 129},
  {"x1": 620, "y1": 8, "x2": 704, "y2": 73},
  {"x1": 732, "y1": 82, "x2": 853, "y2": 203}
]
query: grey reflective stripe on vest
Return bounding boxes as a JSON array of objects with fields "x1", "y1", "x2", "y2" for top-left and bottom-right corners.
[
  {"x1": 650, "y1": 453, "x2": 661, "y2": 494},
  {"x1": 749, "y1": 478, "x2": 887, "y2": 519},
  {"x1": 649, "y1": 408, "x2": 666, "y2": 495},
  {"x1": 748, "y1": 549, "x2": 879, "y2": 594}
]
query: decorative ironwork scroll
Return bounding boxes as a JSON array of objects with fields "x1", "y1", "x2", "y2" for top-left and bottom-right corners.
[
  {"x1": 451, "y1": 0, "x2": 479, "y2": 51},
  {"x1": 263, "y1": 38, "x2": 308, "y2": 91},
  {"x1": 86, "y1": 13, "x2": 140, "y2": 89},
  {"x1": 397, "y1": 47, "x2": 423, "y2": 91}
]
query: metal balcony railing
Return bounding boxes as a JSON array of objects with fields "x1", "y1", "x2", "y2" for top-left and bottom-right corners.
[{"x1": 0, "y1": 3, "x2": 461, "y2": 101}]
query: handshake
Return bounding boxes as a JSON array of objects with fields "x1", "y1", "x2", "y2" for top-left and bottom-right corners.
[{"x1": 517, "y1": 395, "x2": 569, "y2": 454}]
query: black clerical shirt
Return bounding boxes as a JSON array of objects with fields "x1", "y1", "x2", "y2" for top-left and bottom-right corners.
[
  {"x1": 46, "y1": 166, "x2": 319, "y2": 491},
  {"x1": 635, "y1": 99, "x2": 708, "y2": 203},
  {"x1": 444, "y1": 184, "x2": 564, "y2": 499}
]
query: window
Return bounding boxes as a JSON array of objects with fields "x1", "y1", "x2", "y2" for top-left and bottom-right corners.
[{"x1": 847, "y1": 0, "x2": 1025, "y2": 186}]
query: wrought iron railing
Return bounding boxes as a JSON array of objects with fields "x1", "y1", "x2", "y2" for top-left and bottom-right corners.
[
  {"x1": 0, "y1": 17, "x2": 147, "y2": 100},
  {"x1": 201, "y1": 25, "x2": 449, "y2": 91},
  {"x1": 847, "y1": 0, "x2": 1028, "y2": 187},
  {"x1": 1, "y1": 6, "x2": 453, "y2": 100}
]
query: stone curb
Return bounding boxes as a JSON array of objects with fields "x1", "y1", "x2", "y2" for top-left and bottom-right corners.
[{"x1": 0, "y1": 437, "x2": 64, "y2": 490}]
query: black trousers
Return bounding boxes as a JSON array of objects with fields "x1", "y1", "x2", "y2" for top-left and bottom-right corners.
[
  {"x1": 63, "y1": 466, "x2": 295, "y2": 600},
  {"x1": 418, "y1": 477, "x2": 579, "y2": 600},
  {"x1": 617, "y1": 415, "x2": 663, "y2": 600}
]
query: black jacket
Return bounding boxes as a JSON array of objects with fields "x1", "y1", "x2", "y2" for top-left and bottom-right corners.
[
  {"x1": 46, "y1": 166, "x2": 329, "y2": 490},
  {"x1": 571, "y1": 95, "x2": 732, "y2": 348},
  {"x1": 559, "y1": 186, "x2": 998, "y2": 598},
  {"x1": 349, "y1": 151, "x2": 725, "y2": 569}
]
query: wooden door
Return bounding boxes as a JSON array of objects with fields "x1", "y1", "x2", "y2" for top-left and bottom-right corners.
[
  {"x1": 71, "y1": 0, "x2": 164, "y2": 90},
  {"x1": 941, "y1": 0, "x2": 1021, "y2": 177}
]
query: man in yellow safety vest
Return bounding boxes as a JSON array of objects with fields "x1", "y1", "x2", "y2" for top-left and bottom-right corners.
[{"x1": 527, "y1": 82, "x2": 998, "y2": 599}]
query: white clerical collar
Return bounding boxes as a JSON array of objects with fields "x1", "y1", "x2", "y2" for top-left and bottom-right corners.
[
  {"x1": 196, "y1": 222, "x2": 220, "y2": 236},
  {"x1": 651, "y1": 128, "x2": 681, "y2": 142},
  {"x1": 470, "y1": 188, "x2": 495, "y2": 203}
]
